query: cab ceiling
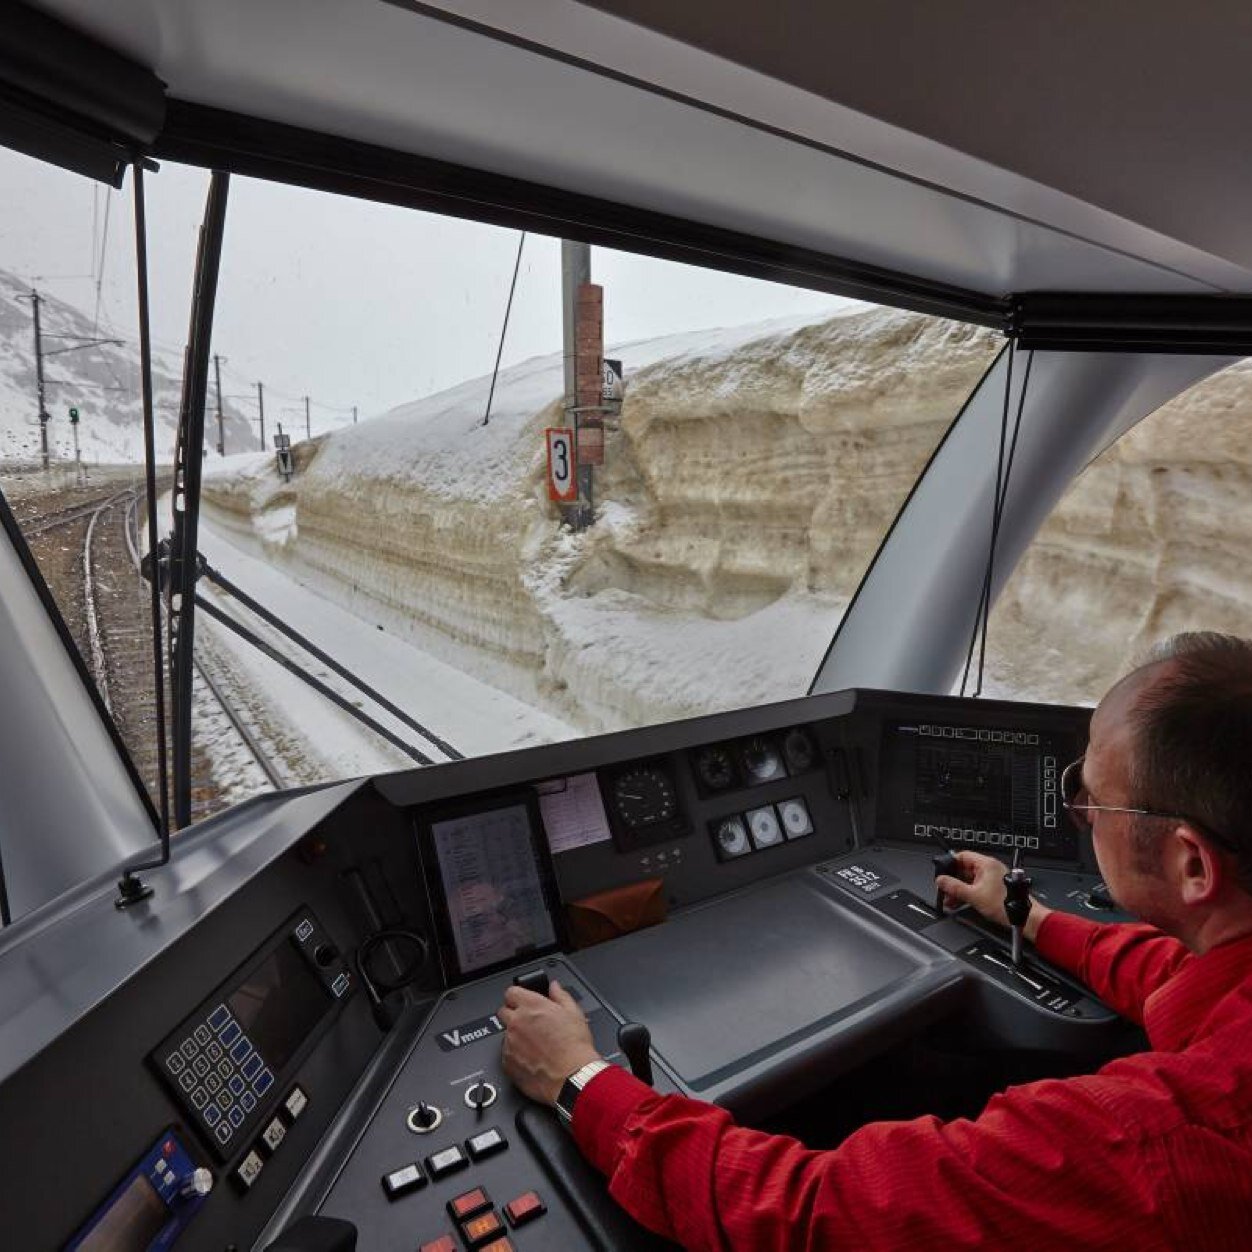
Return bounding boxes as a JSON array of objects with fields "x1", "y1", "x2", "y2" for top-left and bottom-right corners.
[{"x1": 28, "y1": 0, "x2": 1252, "y2": 300}]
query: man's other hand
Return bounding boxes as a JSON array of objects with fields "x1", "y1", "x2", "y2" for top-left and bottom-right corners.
[
  {"x1": 936, "y1": 849, "x2": 1051, "y2": 942},
  {"x1": 499, "y1": 979, "x2": 601, "y2": 1105}
]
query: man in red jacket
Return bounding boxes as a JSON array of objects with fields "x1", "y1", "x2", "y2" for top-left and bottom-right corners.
[{"x1": 499, "y1": 632, "x2": 1252, "y2": 1249}]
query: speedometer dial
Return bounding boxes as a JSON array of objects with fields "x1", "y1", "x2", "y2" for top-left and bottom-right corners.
[{"x1": 602, "y1": 760, "x2": 690, "y2": 850}]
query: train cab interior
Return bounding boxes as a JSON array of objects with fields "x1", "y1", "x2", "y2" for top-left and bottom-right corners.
[{"x1": 3, "y1": 3, "x2": 1252, "y2": 1250}]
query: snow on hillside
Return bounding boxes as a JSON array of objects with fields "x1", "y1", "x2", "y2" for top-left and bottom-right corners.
[
  {"x1": 201, "y1": 306, "x2": 1000, "y2": 743},
  {"x1": 0, "y1": 268, "x2": 255, "y2": 464}
]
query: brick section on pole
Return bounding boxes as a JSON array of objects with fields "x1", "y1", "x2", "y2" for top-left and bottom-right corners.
[{"x1": 575, "y1": 282, "x2": 605, "y2": 464}]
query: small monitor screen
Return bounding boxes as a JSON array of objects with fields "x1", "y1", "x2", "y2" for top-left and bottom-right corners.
[
  {"x1": 227, "y1": 939, "x2": 329, "y2": 1072},
  {"x1": 74, "y1": 1175, "x2": 165, "y2": 1252},
  {"x1": 431, "y1": 800, "x2": 558, "y2": 977}
]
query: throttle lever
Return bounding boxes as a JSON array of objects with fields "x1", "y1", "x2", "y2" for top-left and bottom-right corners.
[
  {"x1": 1003, "y1": 849, "x2": 1034, "y2": 968},
  {"x1": 617, "y1": 1021, "x2": 654, "y2": 1086},
  {"x1": 513, "y1": 968, "x2": 551, "y2": 998},
  {"x1": 932, "y1": 847, "x2": 964, "y2": 916}
]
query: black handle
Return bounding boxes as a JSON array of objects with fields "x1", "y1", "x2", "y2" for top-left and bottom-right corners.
[
  {"x1": 932, "y1": 848, "x2": 963, "y2": 914},
  {"x1": 513, "y1": 968, "x2": 551, "y2": 997},
  {"x1": 617, "y1": 1021, "x2": 654, "y2": 1086}
]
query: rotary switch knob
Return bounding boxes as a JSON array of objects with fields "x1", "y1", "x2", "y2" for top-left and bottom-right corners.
[
  {"x1": 406, "y1": 1100, "x2": 443, "y2": 1134},
  {"x1": 175, "y1": 1167, "x2": 213, "y2": 1205}
]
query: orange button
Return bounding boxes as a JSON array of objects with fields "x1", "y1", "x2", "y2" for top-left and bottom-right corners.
[
  {"x1": 478, "y1": 1241, "x2": 514, "y2": 1252},
  {"x1": 418, "y1": 1238, "x2": 456, "y2": 1252},
  {"x1": 461, "y1": 1210, "x2": 505, "y2": 1247},
  {"x1": 504, "y1": 1191, "x2": 547, "y2": 1228},
  {"x1": 447, "y1": 1186, "x2": 491, "y2": 1220}
]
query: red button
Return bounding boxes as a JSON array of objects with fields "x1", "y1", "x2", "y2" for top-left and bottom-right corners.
[
  {"x1": 460, "y1": 1210, "x2": 505, "y2": 1247},
  {"x1": 478, "y1": 1241, "x2": 514, "y2": 1252},
  {"x1": 504, "y1": 1191, "x2": 547, "y2": 1229},
  {"x1": 448, "y1": 1186, "x2": 492, "y2": 1221},
  {"x1": 418, "y1": 1238, "x2": 457, "y2": 1252}
]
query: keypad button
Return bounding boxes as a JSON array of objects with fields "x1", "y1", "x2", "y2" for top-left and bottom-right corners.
[
  {"x1": 504, "y1": 1192, "x2": 546, "y2": 1229},
  {"x1": 216, "y1": 1058, "x2": 232, "y2": 1080},
  {"x1": 465, "y1": 1128, "x2": 507, "y2": 1162},
  {"x1": 229, "y1": 1075, "x2": 245, "y2": 1096},
  {"x1": 242, "y1": 1054, "x2": 263, "y2": 1081},
  {"x1": 424, "y1": 1144, "x2": 468, "y2": 1180},
  {"x1": 166, "y1": 1053, "x2": 184, "y2": 1074},
  {"x1": 241, "y1": 1091, "x2": 257, "y2": 1113},
  {"x1": 206, "y1": 1042, "x2": 223, "y2": 1062},
  {"x1": 194, "y1": 1025, "x2": 210, "y2": 1045},
  {"x1": 206, "y1": 1074, "x2": 222, "y2": 1095},
  {"x1": 381, "y1": 1162, "x2": 426, "y2": 1200},
  {"x1": 193, "y1": 1056, "x2": 210, "y2": 1077},
  {"x1": 234, "y1": 1149, "x2": 264, "y2": 1190},
  {"x1": 283, "y1": 1086, "x2": 308, "y2": 1122},
  {"x1": 215, "y1": 1123, "x2": 232, "y2": 1144},
  {"x1": 219, "y1": 1022, "x2": 241, "y2": 1047},
  {"x1": 180, "y1": 1039, "x2": 197, "y2": 1059},
  {"x1": 228, "y1": 1105, "x2": 245, "y2": 1128},
  {"x1": 261, "y1": 1118, "x2": 286, "y2": 1154},
  {"x1": 218, "y1": 1088, "x2": 234, "y2": 1109},
  {"x1": 208, "y1": 1004, "x2": 230, "y2": 1031},
  {"x1": 460, "y1": 1210, "x2": 505, "y2": 1247},
  {"x1": 230, "y1": 1037, "x2": 253, "y2": 1065},
  {"x1": 448, "y1": 1187, "x2": 492, "y2": 1221},
  {"x1": 204, "y1": 1104, "x2": 222, "y2": 1127},
  {"x1": 253, "y1": 1069, "x2": 274, "y2": 1095},
  {"x1": 191, "y1": 1087, "x2": 209, "y2": 1110},
  {"x1": 179, "y1": 1072, "x2": 196, "y2": 1092}
]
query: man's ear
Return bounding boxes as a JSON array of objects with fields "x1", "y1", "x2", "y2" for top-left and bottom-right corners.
[{"x1": 1171, "y1": 824, "x2": 1223, "y2": 906}]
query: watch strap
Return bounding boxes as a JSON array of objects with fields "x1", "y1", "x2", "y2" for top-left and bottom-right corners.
[{"x1": 555, "y1": 1058, "x2": 611, "y2": 1127}]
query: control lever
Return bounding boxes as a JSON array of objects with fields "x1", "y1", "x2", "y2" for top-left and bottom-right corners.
[
  {"x1": 932, "y1": 847, "x2": 964, "y2": 915},
  {"x1": 617, "y1": 1021, "x2": 654, "y2": 1086},
  {"x1": 513, "y1": 968, "x2": 551, "y2": 997},
  {"x1": 1003, "y1": 849, "x2": 1034, "y2": 969}
]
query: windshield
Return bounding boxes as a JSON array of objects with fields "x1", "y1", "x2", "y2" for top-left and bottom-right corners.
[{"x1": 0, "y1": 152, "x2": 998, "y2": 823}]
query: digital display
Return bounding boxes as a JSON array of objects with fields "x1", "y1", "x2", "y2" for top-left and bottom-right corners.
[
  {"x1": 879, "y1": 719, "x2": 1080, "y2": 860},
  {"x1": 431, "y1": 800, "x2": 558, "y2": 976},
  {"x1": 74, "y1": 1175, "x2": 165, "y2": 1252},
  {"x1": 228, "y1": 939, "x2": 329, "y2": 1072}
]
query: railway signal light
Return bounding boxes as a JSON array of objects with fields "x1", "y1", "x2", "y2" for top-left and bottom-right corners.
[{"x1": 68, "y1": 407, "x2": 79, "y2": 424}]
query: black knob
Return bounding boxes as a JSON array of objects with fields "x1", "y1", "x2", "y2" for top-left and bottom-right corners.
[
  {"x1": 513, "y1": 969, "x2": 550, "y2": 997},
  {"x1": 617, "y1": 1022, "x2": 654, "y2": 1086},
  {"x1": 932, "y1": 848, "x2": 963, "y2": 914},
  {"x1": 1087, "y1": 880, "x2": 1115, "y2": 911},
  {"x1": 314, "y1": 943, "x2": 338, "y2": 968}
]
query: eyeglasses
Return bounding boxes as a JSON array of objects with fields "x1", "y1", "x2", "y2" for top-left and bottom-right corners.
[{"x1": 1060, "y1": 756, "x2": 1238, "y2": 851}]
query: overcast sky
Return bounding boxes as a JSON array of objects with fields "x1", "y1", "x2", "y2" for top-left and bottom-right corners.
[{"x1": 0, "y1": 145, "x2": 855, "y2": 428}]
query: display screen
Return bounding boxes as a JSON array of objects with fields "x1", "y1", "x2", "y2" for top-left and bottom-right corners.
[
  {"x1": 879, "y1": 719, "x2": 1081, "y2": 860},
  {"x1": 228, "y1": 939, "x2": 329, "y2": 1072},
  {"x1": 431, "y1": 800, "x2": 558, "y2": 976},
  {"x1": 74, "y1": 1175, "x2": 165, "y2": 1252}
]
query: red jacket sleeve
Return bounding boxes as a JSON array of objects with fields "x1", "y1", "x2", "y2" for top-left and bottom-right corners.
[
  {"x1": 1034, "y1": 910, "x2": 1191, "y2": 1025},
  {"x1": 574, "y1": 1061, "x2": 1169, "y2": 1250}
]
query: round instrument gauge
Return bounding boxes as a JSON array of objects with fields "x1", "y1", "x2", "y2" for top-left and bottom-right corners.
[
  {"x1": 713, "y1": 816, "x2": 751, "y2": 860},
  {"x1": 782, "y1": 727, "x2": 817, "y2": 774},
  {"x1": 778, "y1": 798, "x2": 814, "y2": 839},
  {"x1": 741, "y1": 737, "x2": 785, "y2": 784},
  {"x1": 695, "y1": 745, "x2": 736, "y2": 791},
  {"x1": 747, "y1": 805, "x2": 783, "y2": 848},
  {"x1": 610, "y1": 764, "x2": 679, "y2": 830}
]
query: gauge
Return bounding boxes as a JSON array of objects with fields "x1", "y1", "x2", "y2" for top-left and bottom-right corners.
[
  {"x1": 778, "y1": 797, "x2": 814, "y2": 839},
  {"x1": 694, "y1": 744, "x2": 737, "y2": 792},
  {"x1": 602, "y1": 761, "x2": 690, "y2": 850},
  {"x1": 782, "y1": 727, "x2": 817, "y2": 774},
  {"x1": 740, "y1": 736, "x2": 786, "y2": 784},
  {"x1": 746, "y1": 805, "x2": 783, "y2": 848},
  {"x1": 712, "y1": 816, "x2": 751, "y2": 861}
]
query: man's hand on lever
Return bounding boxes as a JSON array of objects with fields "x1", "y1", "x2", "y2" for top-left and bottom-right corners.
[
  {"x1": 935, "y1": 849, "x2": 1052, "y2": 945},
  {"x1": 499, "y1": 979, "x2": 601, "y2": 1105}
]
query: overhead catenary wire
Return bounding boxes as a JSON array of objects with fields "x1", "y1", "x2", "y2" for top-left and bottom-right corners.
[{"x1": 481, "y1": 231, "x2": 526, "y2": 427}]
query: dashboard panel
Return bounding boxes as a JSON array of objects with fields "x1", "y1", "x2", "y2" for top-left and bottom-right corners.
[{"x1": 0, "y1": 687, "x2": 1132, "y2": 1252}]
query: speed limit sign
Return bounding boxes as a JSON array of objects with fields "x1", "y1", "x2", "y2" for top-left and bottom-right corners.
[{"x1": 546, "y1": 428, "x2": 578, "y2": 502}]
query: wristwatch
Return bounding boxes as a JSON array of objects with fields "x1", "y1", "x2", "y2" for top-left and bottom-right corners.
[{"x1": 554, "y1": 1059, "x2": 611, "y2": 1128}]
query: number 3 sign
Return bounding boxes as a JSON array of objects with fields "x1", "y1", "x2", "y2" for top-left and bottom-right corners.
[{"x1": 546, "y1": 428, "x2": 578, "y2": 502}]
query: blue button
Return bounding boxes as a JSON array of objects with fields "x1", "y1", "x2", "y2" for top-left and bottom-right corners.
[
  {"x1": 230, "y1": 1037, "x2": 252, "y2": 1065},
  {"x1": 229, "y1": 1105, "x2": 245, "y2": 1128},
  {"x1": 253, "y1": 1069, "x2": 274, "y2": 1095},
  {"x1": 208, "y1": 1004, "x2": 230, "y2": 1030},
  {"x1": 204, "y1": 1104, "x2": 222, "y2": 1127},
  {"x1": 241, "y1": 1091, "x2": 257, "y2": 1112},
  {"x1": 229, "y1": 1075, "x2": 246, "y2": 1095},
  {"x1": 242, "y1": 1054, "x2": 263, "y2": 1080},
  {"x1": 219, "y1": 1022, "x2": 241, "y2": 1047}
]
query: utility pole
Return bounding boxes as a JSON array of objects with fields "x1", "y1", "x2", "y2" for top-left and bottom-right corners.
[
  {"x1": 352, "y1": 405, "x2": 358, "y2": 425},
  {"x1": 304, "y1": 395, "x2": 311, "y2": 441},
  {"x1": 30, "y1": 290, "x2": 50, "y2": 471},
  {"x1": 255, "y1": 381, "x2": 265, "y2": 450},
  {"x1": 213, "y1": 353, "x2": 226, "y2": 455},
  {"x1": 561, "y1": 241, "x2": 593, "y2": 529}
]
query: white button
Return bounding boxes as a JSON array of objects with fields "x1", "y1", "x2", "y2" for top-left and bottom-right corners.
[
  {"x1": 284, "y1": 1087, "x2": 308, "y2": 1120},
  {"x1": 262, "y1": 1118, "x2": 286, "y2": 1153}
]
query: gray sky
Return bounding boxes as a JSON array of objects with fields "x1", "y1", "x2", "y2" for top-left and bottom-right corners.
[{"x1": 0, "y1": 145, "x2": 855, "y2": 429}]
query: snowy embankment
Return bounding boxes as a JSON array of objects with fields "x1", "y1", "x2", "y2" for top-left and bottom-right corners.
[{"x1": 201, "y1": 308, "x2": 998, "y2": 738}]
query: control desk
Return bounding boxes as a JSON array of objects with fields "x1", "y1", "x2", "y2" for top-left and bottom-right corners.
[{"x1": 0, "y1": 688, "x2": 1137, "y2": 1251}]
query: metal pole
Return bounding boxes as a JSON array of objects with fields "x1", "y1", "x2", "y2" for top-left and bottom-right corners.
[
  {"x1": 561, "y1": 240, "x2": 592, "y2": 529},
  {"x1": 213, "y1": 353, "x2": 225, "y2": 455},
  {"x1": 304, "y1": 395, "x2": 311, "y2": 440},
  {"x1": 31, "y1": 290, "x2": 50, "y2": 471},
  {"x1": 256, "y1": 381, "x2": 265, "y2": 449},
  {"x1": 352, "y1": 405, "x2": 357, "y2": 424}
]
